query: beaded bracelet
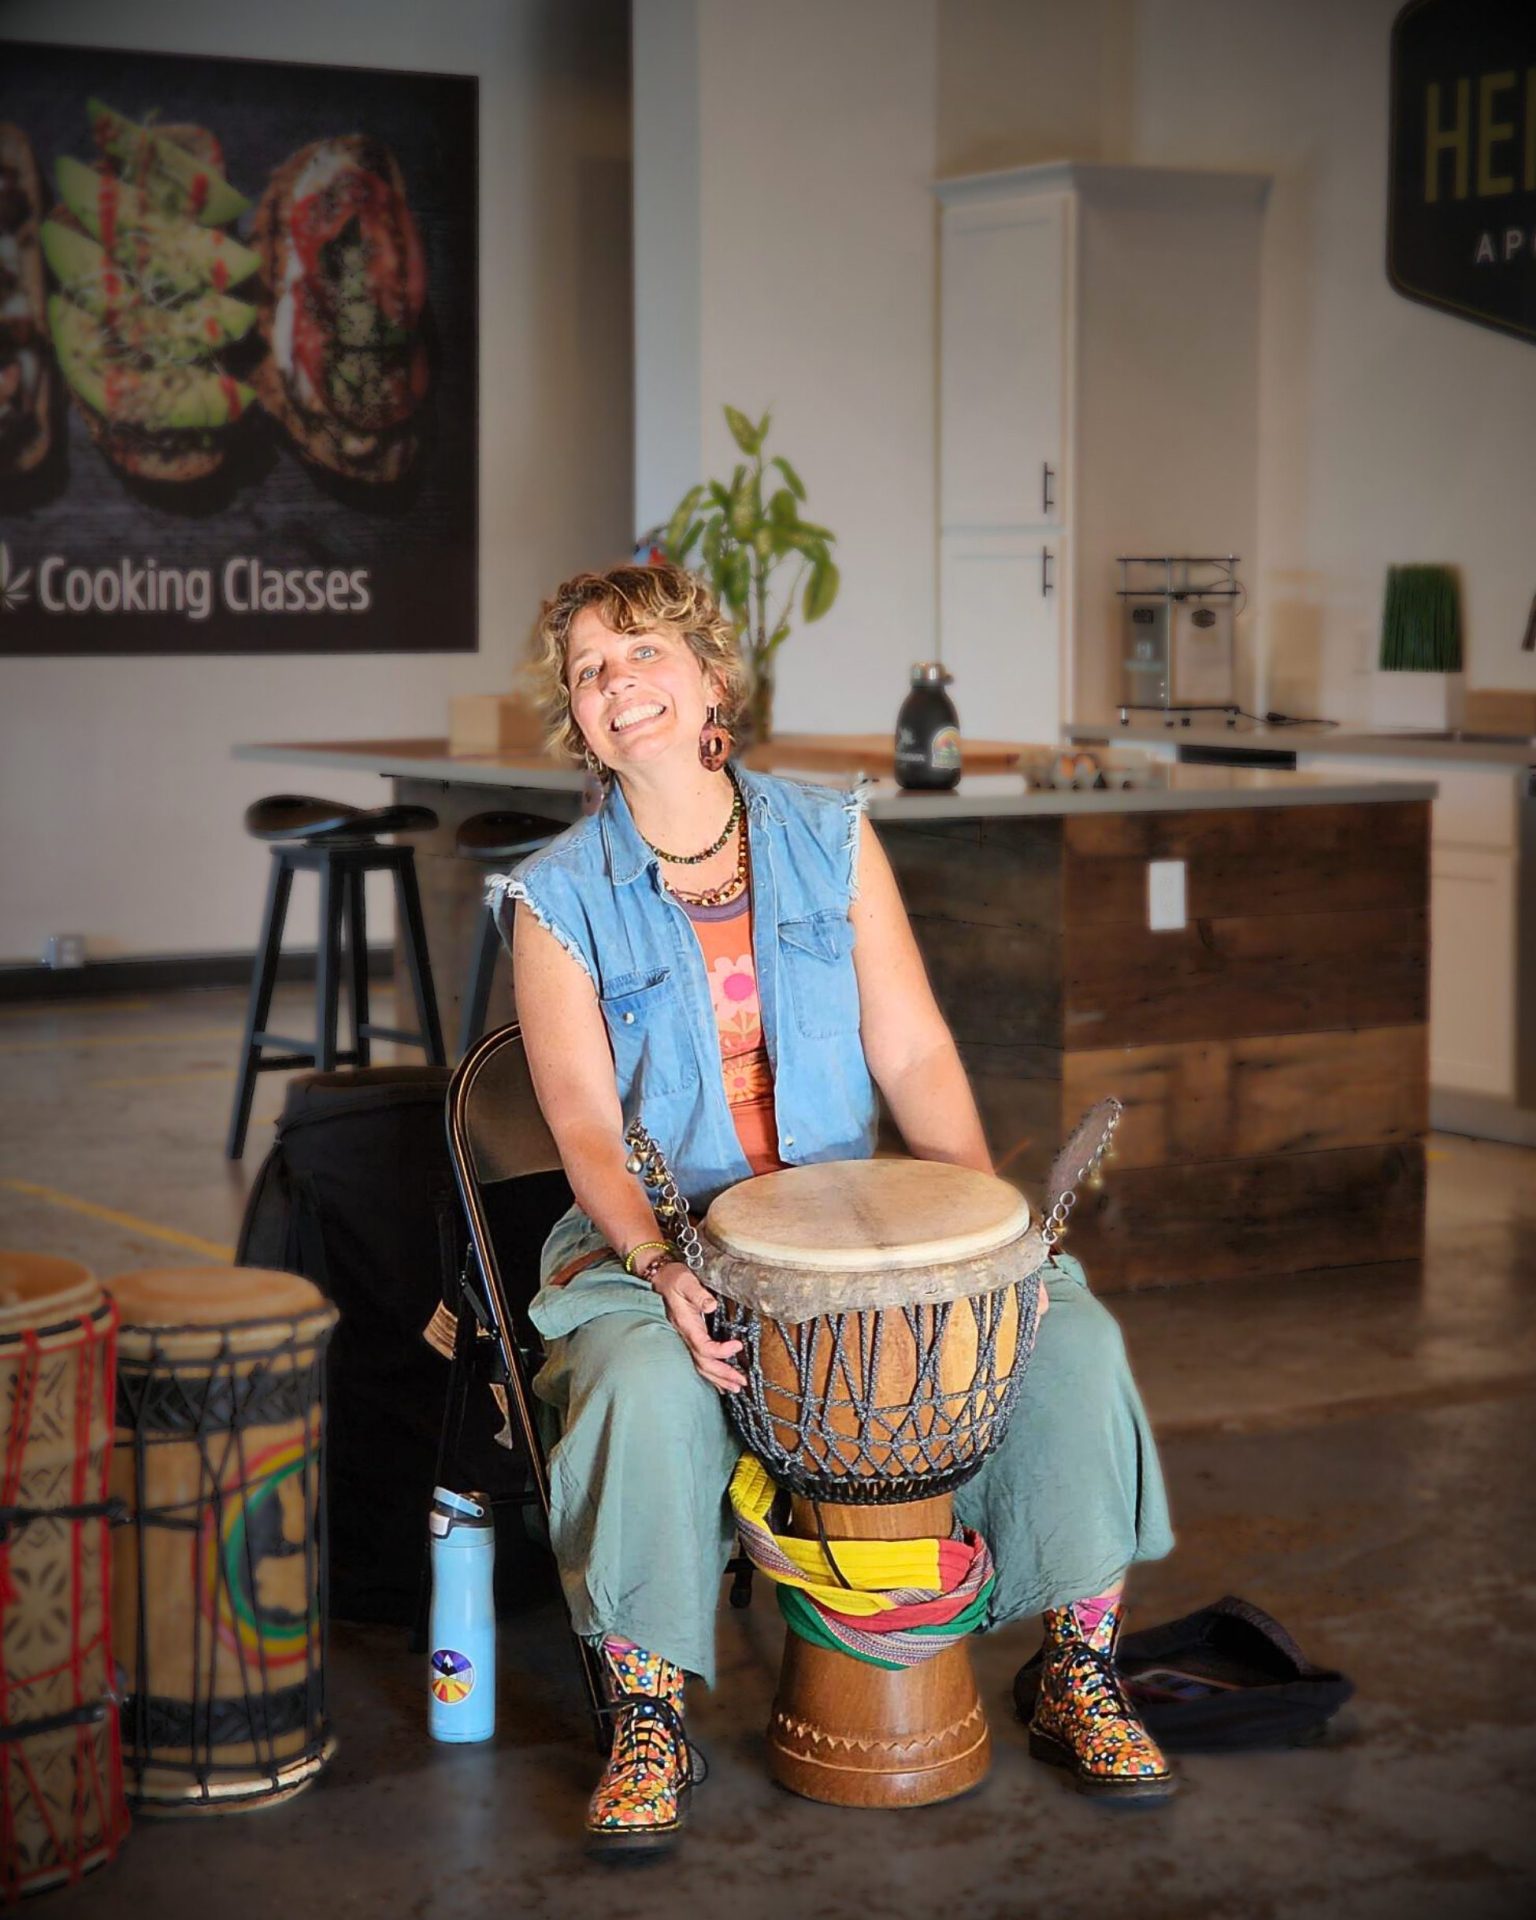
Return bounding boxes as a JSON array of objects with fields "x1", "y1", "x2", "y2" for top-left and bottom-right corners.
[
  {"x1": 622, "y1": 1238, "x2": 671, "y2": 1278},
  {"x1": 632, "y1": 1248, "x2": 675, "y2": 1286}
]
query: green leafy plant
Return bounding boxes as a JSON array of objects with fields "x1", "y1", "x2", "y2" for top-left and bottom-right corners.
[
  {"x1": 1379, "y1": 564, "x2": 1463, "y2": 672},
  {"x1": 660, "y1": 406, "x2": 839, "y2": 742}
]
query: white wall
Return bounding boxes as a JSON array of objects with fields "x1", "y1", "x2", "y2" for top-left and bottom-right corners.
[
  {"x1": 939, "y1": 0, "x2": 1536, "y2": 720},
  {"x1": 0, "y1": 0, "x2": 631, "y2": 963},
  {"x1": 634, "y1": 0, "x2": 939, "y2": 737}
]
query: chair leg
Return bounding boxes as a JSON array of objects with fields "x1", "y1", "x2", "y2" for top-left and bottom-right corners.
[
  {"x1": 458, "y1": 905, "x2": 502, "y2": 1061},
  {"x1": 226, "y1": 855, "x2": 293, "y2": 1159},
  {"x1": 314, "y1": 859, "x2": 343, "y2": 1073},
  {"x1": 346, "y1": 866, "x2": 372, "y2": 1068},
  {"x1": 394, "y1": 856, "x2": 446, "y2": 1065}
]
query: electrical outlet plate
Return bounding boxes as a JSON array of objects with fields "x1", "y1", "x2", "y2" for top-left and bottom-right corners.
[{"x1": 1147, "y1": 860, "x2": 1187, "y2": 932}]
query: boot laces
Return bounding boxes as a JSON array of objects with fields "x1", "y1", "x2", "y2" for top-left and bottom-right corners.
[{"x1": 598, "y1": 1693, "x2": 709, "y2": 1789}]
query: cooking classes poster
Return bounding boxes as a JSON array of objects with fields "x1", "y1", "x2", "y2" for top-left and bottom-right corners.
[{"x1": 0, "y1": 40, "x2": 477, "y2": 654}]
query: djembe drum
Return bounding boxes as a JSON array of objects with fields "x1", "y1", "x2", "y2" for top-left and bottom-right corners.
[
  {"x1": 699, "y1": 1159, "x2": 1049, "y2": 1808},
  {"x1": 107, "y1": 1266, "x2": 338, "y2": 1813},
  {"x1": 0, "y1": 1252, "x2": 129, "y2": 1898}
]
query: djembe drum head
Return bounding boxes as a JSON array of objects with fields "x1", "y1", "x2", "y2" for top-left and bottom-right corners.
[
  {"x1": 109, "y1": 1265, "x2": 338, "y2": 1814},
  {"x1": 703, "y1": 1159, "x2": 1047, "y2": 1505}
]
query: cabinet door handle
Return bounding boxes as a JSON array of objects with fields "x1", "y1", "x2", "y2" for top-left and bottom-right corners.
[
  {"x1": 1041, "y1": 546, "x2": 1054, "y2": 597},
  {"x1": 1042, "y1": 463, "x2": 1056, "y2": 516}
]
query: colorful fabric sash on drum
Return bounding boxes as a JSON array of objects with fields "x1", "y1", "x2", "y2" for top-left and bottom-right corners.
[{"x1": 729, "y1": 1455, "x2": 995, "y2": 1671}]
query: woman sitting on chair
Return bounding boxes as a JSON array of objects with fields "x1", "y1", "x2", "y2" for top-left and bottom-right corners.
[{"x1": 496, "y1": 561, "x2": 1176, "y2": 1856}]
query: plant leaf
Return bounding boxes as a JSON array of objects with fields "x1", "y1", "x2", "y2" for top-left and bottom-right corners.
[
  {"x1": 724, "y1": 405, "x2": 761, "y2": 456},
  {"x1": 663, "y1": 486, "x2": 703, "y2": 557},
  {"x1": 803, "y1": 557, "x2": 840, "y2": 623},
  {"x1": 771, "y1": 455, "x2": 805, "y2": 502},
  {"x1": 730, "y1": 469, "x2": 760, "y2": 541},
  {"x1": 724, "y1": 546, "x2": 752, "y2": 616},
  {"x1": 768, "y1": 488, "x2": 798, "y2": 528}
]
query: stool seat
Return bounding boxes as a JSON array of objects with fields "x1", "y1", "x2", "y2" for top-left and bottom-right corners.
[
  {"x1": 455, "y1": 810, "x2": 567, "y2": 863},
  {"x1": 245, "y1": 794, "x2": 439, "y2": 843}
]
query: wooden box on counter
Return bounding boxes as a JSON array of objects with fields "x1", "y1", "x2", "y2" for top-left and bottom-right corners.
[
  {"x1": 877, "y1": 802, "x2": 1429, "y2": 1292},
  {"x1": 449, "y1": 694, "x2": 546, "y2": 756}
]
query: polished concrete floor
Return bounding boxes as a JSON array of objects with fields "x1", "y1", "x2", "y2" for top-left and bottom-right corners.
[{"x1": 3, "y1": 986, "x2": 1534, "y2": 1920}]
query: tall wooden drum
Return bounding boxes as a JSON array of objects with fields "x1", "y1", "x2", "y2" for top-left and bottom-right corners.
[
  {"x1": 108, "y1": 1266, "x2": 338, "y2": 1813},
  {"x1": 0, "y1": 1252, "x2": 129, "y2": 1898},
  {"x1": 702, "y1": 1159, "x2": 1048, "y2": 1808}
]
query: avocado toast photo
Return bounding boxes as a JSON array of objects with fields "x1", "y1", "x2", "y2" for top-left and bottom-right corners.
[
  {"x1": 46, "y1": 105, "x2": 257, "y2": 483},
  {"x1": 0, "y1": 121, "x2": 53, "y2": 476}
]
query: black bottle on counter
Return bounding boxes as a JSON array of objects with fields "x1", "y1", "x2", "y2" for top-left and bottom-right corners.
[{"x1": 894, "y1": 662, "x2": 962, "y2": 790}]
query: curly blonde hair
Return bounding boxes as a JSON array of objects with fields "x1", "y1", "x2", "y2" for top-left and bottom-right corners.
[{"x1": 524, "y1": 562, "x2": 750, "y2": 764}]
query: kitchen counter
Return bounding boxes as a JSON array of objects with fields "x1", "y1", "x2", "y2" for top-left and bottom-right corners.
[
  {"x1": 234, "y1": 735, "x2": 1436, "y2": 816},
  {"x1": 1068, "y1": 715, "x2": 1534, "y2": 769}
]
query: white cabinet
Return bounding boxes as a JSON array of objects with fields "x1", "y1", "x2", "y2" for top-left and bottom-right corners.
[
  {"x1": 1430, "y1": 847, "x2": 1518, "y2": 1098},
  {"x1": 940, "y1": 195, "x2": 1066, "y2": 532},
  {"x1": 937, "y1": 163, "x2": 1268, "y2": 739}
]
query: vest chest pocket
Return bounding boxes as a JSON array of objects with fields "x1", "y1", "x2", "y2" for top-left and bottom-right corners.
[
  {"x1": 778, "y1": 912, "x2": 860, "y2": 1039},
  {"x1": 600, "y1": 967, "x2": 698, "y2": 1098}
]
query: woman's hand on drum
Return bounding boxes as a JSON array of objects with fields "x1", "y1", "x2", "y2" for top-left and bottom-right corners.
[{"x1": 651, "y1": 1263, "x2": 745, "y2": 1394}]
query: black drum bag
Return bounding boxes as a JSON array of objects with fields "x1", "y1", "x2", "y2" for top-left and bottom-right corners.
[
  {"x1": 236, "y1": 1067, "x2": 513, "y2": 1624},
  {"x1": 1013, "y1": 1595, "x2": 1355, "y2": 1751}
]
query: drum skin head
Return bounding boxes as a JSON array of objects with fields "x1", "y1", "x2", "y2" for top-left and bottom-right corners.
[
  {"x1": 705, "y1": 1159, "x2": 1030, "y2": 1272},
  {"x1": 0, "y1": 1250, "x2": 99, "y2": 1331},
  {"x1": 106, "y1": 1265, "x2": 326, "y2": 1326}
]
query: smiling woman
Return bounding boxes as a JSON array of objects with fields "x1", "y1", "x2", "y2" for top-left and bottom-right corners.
[{"x1": 483, "y1": 559, "x2": 1178, "y2": 1856}]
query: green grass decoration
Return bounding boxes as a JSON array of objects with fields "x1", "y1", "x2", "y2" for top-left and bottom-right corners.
[{"x1": 1379, "y1": 565, "x2": 1463, "y2": 672}]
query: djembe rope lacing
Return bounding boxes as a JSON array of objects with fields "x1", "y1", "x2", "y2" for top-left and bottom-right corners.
[
  {"x1": 714, "y1": 1280, "x2": 1040, "y2": 1506},
  {"x1": 729, "y1": 1455, "x2": 996, "y2": 1671}
]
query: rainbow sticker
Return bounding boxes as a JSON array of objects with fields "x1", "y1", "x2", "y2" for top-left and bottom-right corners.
[{"x1": 431, "y1": 1648, "x2": 474, "y2": 1704}]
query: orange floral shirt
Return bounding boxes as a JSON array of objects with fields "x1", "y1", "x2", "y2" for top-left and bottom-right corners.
[{"x1": 678, "y1": 889, "x2": 784, "y2": 1177}]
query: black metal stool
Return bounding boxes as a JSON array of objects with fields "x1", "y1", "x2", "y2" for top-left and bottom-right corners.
[
  {"x1": 455, "y1": 810, "x2": 567, "y2": 1059},
  {"x1": 227, "y1": 794, "x2": 447, "y2": 1158}
]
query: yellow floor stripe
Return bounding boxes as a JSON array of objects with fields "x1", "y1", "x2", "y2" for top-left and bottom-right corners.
[
  {"x1": 0, "y1": 1028, "x2": 241, "y2": 1055},
  {"x1": 0, "y1": 997, "x2": 155, "y2": 1021},
  {"x1": 89, "y1": 1068, "x2": 237, "y2": 1089},
  {"x1": 0, "y1": 1180, "x2": 235, "y2": 1262}
]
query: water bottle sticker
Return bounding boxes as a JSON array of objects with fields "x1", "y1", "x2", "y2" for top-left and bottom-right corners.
[
  {"x1": 930, "y1": 726, "x2": 961, "y2": 769},
  {"x1": 430, "y1": 1648, "x2": 475, "y2": 1704}
]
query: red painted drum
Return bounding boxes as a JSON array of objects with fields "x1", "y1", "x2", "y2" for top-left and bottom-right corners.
[
  {"x1": 0, "y1": 1251, "x2": 129, "y2": 1898},
  {"x1": 107, "y1": 1266, "x2": 338, "y2": 1813}
]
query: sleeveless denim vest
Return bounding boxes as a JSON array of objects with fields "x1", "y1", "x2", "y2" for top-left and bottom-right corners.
[{"x1": 490, "y1": 766, "x2": 878, "y2": 1216}]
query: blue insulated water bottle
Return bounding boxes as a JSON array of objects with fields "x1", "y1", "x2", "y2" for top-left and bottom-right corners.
[{"x1": 428, "y1": 1488, "x2": 496, "y2": 1743}]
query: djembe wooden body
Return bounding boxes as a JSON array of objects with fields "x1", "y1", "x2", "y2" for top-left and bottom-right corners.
[
  {"x1": 108, "y1": 1267, "x2": 338, "y2": 1813},
  {"x1": 701, "y1": 1160, "x2": 1047, "y2": 1808},
  {"x1": 0, "y1": 1252, "x2": 128, "y2": 1897}
]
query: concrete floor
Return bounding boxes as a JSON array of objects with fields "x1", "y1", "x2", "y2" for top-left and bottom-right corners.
[{"x1": 3, "y1": 985, "x2": 1535, "y2": 1919}]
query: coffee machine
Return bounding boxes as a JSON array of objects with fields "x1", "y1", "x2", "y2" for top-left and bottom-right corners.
[{"x1": 1116, "y1": 556, "x2": 1242, "y2": 720}]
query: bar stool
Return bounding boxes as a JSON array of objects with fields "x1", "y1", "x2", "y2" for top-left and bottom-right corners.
[
  {"x1": 227, "y1": 794, "x2": 447, "y2": 1159},
  {"x1": 455, "y1": 810, "x2": 567, "y2": 1058}
]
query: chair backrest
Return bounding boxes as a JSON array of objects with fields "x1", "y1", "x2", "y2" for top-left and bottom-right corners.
[{"x1": 450, "y1": 1020, "x2": 564, "y2": 1184}]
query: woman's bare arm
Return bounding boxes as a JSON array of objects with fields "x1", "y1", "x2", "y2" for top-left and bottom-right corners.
[
  {"x1": 848, "y1": 817, "x2": 994, "y2": 1177},
  {"x1": 512, "y1": 903, "x2": 744, "y2": 1389}
]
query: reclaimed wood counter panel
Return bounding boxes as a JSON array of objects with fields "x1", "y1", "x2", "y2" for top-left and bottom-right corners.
[{"x1": 876, "y1": 801, "x2": 1429, "y2": 1292}]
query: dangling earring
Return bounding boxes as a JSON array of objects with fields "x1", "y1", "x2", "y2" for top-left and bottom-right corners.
[
  {"x1": 582, "y1": 744, "x2": 608, "y2": 779},
  {"x1": 698, "y1": 704, "x2": 732, "y2": 772}
]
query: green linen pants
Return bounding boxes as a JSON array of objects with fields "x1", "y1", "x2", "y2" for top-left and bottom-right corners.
[{"x1": 530, "y1": 1247, "x2": 1174, "y2": 1688}]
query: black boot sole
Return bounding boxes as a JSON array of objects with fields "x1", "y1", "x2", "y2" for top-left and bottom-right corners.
[{"x1": 1028, "y1": 1728, "x2": 1179, "y2": 1805}]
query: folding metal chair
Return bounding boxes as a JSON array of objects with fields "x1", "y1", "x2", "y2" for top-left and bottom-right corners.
[{"x1": 435, "y1": 1021, "x2": 750, "y2": 1755}]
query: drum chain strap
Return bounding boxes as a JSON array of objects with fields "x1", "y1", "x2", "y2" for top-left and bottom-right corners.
[
  {"x1": 623, "y1": 1119, "x2": 704, "y2": 1274},
  {"x1": 1042, "y1": 1097, "x2": 1123, "y2": 1249}
]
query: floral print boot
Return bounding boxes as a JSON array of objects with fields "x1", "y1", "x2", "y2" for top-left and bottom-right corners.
[
  {"x1": 1029, "y1": 1597, "x2": 1177, "y2": 1802},
  {"x1": 585, "y1": 1639, "x2": 695, "y2": 1856}
]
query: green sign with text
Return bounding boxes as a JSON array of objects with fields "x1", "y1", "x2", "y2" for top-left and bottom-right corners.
[{"x1": 1388, "y1": 0, "x2": 1536, "y2": 343}]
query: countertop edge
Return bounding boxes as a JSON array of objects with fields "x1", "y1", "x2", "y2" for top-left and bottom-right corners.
[{"x1": 234, "y1": 741, "x2": 1436, "y2": 816}]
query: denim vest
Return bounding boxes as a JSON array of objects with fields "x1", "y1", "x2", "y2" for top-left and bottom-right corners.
[{"x1": 490, "y1": 766, "x2": 878, "y2": 1216}]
